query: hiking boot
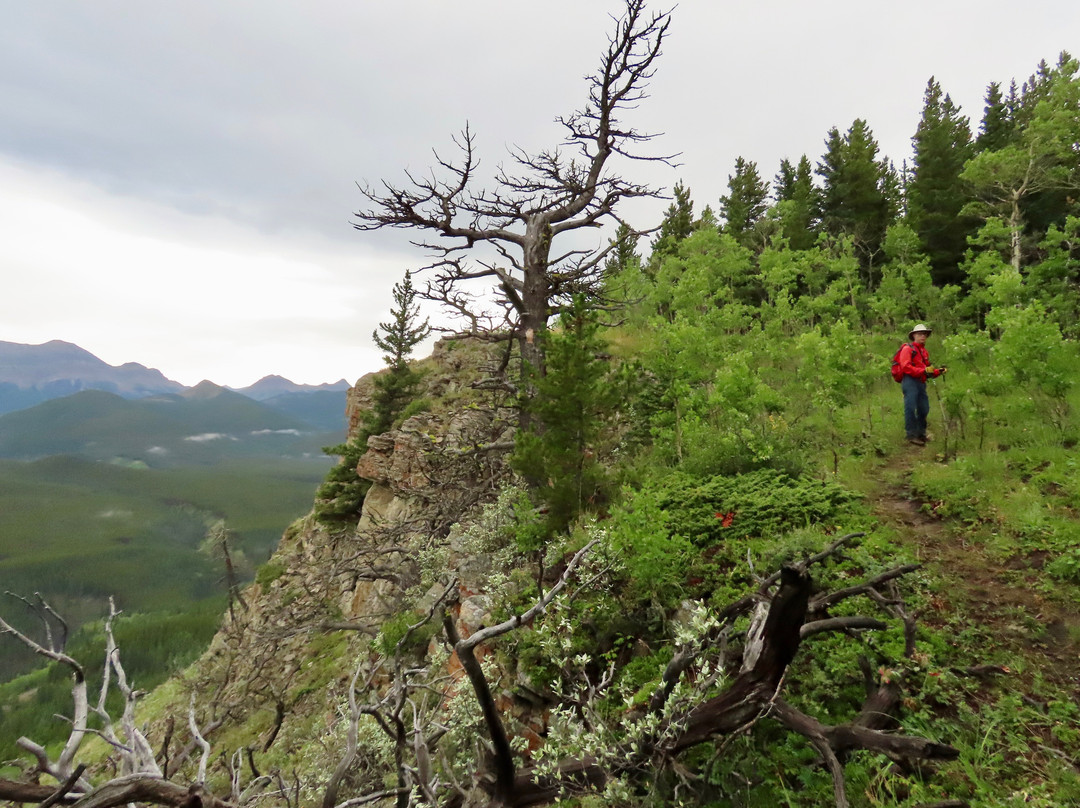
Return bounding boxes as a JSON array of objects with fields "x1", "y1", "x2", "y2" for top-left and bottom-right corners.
[{"x1": 907, "y1": 436, "x2": 926, "y2": 446}]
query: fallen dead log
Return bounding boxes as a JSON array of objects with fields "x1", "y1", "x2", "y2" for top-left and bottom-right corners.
[
  {"x1": 497, "y1": 557, "x2": 960, "y2": 808},
  {"x1": 0, "y1": 778, "x2": 80, "y2": 805},
  {"x1": 0, "y1": 776, "x2": 231, "y2": 808}
]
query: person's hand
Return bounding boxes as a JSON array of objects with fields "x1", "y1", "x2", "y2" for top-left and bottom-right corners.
[{"x1": 939, "y1": 366, "x2": 947, "y2": 375}]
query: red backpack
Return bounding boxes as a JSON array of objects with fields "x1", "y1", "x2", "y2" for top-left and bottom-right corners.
[{"x1": 890, "y1": 343, "x2": 913, "y2": 382}]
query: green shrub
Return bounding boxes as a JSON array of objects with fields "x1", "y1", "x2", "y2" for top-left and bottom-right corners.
[
  {"x1": 376, "y1": 610, "x2": 439, "y2": 657},
  {"x1": 657, "y1": 468, "x2": 860, "y2": 547},
  {"x1": 255, "y1": 560, "x2": 286, "y2": 587}
]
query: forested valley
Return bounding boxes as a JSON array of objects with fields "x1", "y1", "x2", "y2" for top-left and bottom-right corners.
[{"x1": 2, "y1": 2, "x2": 1079, "y2": 806}]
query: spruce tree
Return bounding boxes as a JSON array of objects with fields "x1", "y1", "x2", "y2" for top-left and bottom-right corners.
[
  {"x1": 907, "y1": 78, "x2": 977, "y2": 285},
  {"x1": 719, "y1": 157, "x2": 769, "y2": 246},
  {"x1": 975, "y1": 81, "x2": 1015, "y2": 152},
  {"x1": 367, "y1": 270, "x2": 431, "y2": 436},
  {"x1": 817, "y1": 119, "x2": 895, "y2": 266},
  {"x1": 603, "y1": 222, "x2": 641, "y2": 276},
  {"x1": 511, "y1": 296, "x2": 615, "y2": 535},
  {"x1": 773, "y1": 155, "x2": 818, "y2": 250},
  {"x1": 649, "y1": 182, "x2": 695, "y2": 265},
  {"x1": 315, "y1": 271, "x2": 430, "y2": 523}
]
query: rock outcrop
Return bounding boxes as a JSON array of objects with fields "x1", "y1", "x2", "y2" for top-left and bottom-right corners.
[{"x1": 157, "y1": 336, "x2": 517, "y2": 797}]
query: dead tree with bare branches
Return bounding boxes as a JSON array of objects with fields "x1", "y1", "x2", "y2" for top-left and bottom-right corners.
[{"x1": 352, "y1": 0, "x2": 676, "y2": 399}]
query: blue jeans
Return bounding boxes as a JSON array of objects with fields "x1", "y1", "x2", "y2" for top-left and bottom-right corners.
[{"x1": 901, "y1": 375, "x2": 929, "y2": 439}]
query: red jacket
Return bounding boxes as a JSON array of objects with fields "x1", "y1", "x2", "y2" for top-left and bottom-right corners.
[{"x1": 898, "y1": 342, "x2": 941, "y2": 382}]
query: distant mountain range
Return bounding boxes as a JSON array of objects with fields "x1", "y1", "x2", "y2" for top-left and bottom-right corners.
[
  {"x1": 0, "y1": 340, "x2": 183, "y2": 412},
  {"x1": 0, "y1": 384, "x2": 339, "y2": 466},
  {"x1": 0, "y1": 340, "x2": 351, "y2": 427},
  {"x1": 0, "y1": 343, "x2": 354, "y2": 683}
]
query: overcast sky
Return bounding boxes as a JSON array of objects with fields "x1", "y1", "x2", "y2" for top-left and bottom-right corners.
[{"x1": 1, "y1": 1, "x2": 1075, "y2": 387}]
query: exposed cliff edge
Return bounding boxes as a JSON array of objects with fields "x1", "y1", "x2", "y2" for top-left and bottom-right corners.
[{"x1": 147, "y1": 336, "x2": 520, "y2": 799}]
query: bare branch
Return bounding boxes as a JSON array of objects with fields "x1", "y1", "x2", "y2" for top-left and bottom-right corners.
[
  {"x1": 188, "y1": 696, "x2": 211, "y2": 786},
  {"x1": 351, "y1": 0, "x2": 675, "y2": 390},
  {"x1": 459, "y1": 539, "x2": 599, "y2": 651},
  {"x1": 800, "y1": 616, "x2": 888, "y2": 639}
]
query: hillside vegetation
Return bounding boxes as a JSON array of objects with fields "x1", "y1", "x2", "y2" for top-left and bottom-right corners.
[{"x1": 1, "y1": 7, "x2": 1079, "y2": 808}]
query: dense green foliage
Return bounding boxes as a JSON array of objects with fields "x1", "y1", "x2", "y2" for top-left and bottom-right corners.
[{"x1": 491, "y1": 50, "x2": 1080, "y2": 804}]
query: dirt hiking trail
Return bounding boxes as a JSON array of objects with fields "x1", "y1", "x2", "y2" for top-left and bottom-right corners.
[{"x1": 866, "y1": 445, "x2": 1080, "y2": 698}]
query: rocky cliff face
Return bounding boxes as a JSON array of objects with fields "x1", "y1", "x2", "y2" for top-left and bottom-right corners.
[{"x1": 157, "y1": 337, "x2": 519, "y2": 799}]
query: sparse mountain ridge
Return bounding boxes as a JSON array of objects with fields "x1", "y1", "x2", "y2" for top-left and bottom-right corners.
[
  {"x1": 0, "y1": 339, "x2": 183, "y2": 415},
  {"x1": 0, "y1": 340, "x2": 179, "y2": 391},
  {"x1": 0, "y1": 340, "x2": 350, "y2": 426},
  {"x1": 233, "y1": 374, "x2": 350, "y2": 401}
]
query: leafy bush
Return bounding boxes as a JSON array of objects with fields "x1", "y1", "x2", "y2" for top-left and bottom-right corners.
[
  {"x1": 255, "y1": 560, "x2": 286, "y2": 587},
  {"x1": 657, "y1": 468, "x2": 861, "y2": 547}
]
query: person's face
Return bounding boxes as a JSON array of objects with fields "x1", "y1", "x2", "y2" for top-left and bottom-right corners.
[{"x1": 913, "y1": 331, "x2": 929, "y2": 345}]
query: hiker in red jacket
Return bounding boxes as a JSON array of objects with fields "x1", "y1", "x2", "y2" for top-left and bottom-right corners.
[{"x1": 898, "y1": 324, "x2": 946, "y2": 446}]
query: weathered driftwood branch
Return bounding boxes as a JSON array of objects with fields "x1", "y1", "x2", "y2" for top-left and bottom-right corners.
[
  {"x1": 1, "y1": 599, "x2": 93, "y2": 791},
  {"x1": 322, "y1": 660, "x2": 368, "y2": 808},
  {"x1": 800, "y1": 615, "x2": 888, "y2": 638},
  {"x1": 97, "y1": 598, "x2": 163, "y2": 777},
  {"x1": 66, "y1": 776, "x2": 231, "y2": 808},
  {"x1": 0, "y1": 776, "x2": 230, "y2": 808},
  {"x1": 38, "y1": 765, "x2": 88, "y2": 808},
  {"x1": 0, "y1": 778, "x2": 79, "y2": 805},
  {"x1": 188, "y1": 696, "x2": 212, "y2": 786}
]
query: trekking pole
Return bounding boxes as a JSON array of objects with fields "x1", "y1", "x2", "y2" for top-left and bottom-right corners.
[{"x1": 933, "y1": 370, "x2": 950, "y2": 459}]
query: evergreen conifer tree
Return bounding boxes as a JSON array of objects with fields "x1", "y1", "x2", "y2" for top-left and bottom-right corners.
[
  {"x1": 774, "y1": 158, "x2": 797, "y2": 200},
  {"x1": 773, "y1": 155, "x2": 818, "y2": 250},
  {"x1": 975, "y1": 81, "x2": 1015, "y2": 152},
  {"x1": 315, "y1": 271, "x2": 430, "y2": 523},
  {"x1": 511, "y1": 296, "x2": 615, "y2": 535},
  {"x1": 649, "y1": 182, "x2": 695, "y2": 265},
  {"x1": 907, "y1": 78, "x2": 977, "y2": 285},
  {"x1": 817, "y1": 119, "x2": 896, "y2": 267},
  {"x1": 603, "y1": 223, "x2": 641, "y2": 276},
  {"x1": 719, "y1": 157, "x2": 770, "y2": 246},
  {"x1": 366, "y1": 270, "x2": 431, "y2": 437}
]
